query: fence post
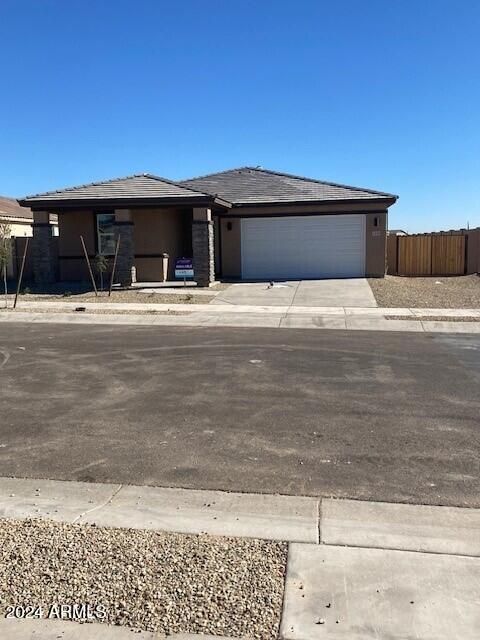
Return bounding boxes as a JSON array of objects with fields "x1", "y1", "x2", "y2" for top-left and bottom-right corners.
[
  {"x1": 14, "y1": 238, "x2": 19, "y2": 279},
  {"x1": 396, "y1": 235, "x2": 399, "y2": 275},
  {"x1": 430, "y1": 235, "x2": 434, "y2": 276},
  {"x1": 464, "y1": 234, "x2": 468, "y2": 275}
]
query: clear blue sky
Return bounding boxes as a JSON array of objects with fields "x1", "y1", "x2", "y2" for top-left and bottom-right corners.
[{"x1": 1, "y1": 0, "x2": 479, "y2": 232}]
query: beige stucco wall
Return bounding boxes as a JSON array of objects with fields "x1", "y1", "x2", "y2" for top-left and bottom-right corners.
[
  {"x1": 365, "y1": 212, "x2": 387, "y2": 277},
  {"x1": 59, "y1": 211, "x2": 95, "y2": 256},
  {"x1": 3, "y1": 219, "x2": 35, "y2": 277},
  {"x1": 219, "y1": 207, "x2": 388, "y2": 279},
  {"x1": 220, "y1": 217, "x2": 241, "y2": 278},
  {"x1": 58, "y1": 211, "x2": 95, "y2": 280},
  {"x1": 54, "y1": 204, "x2": 391, "y2": 282},
  {"x1": 56, "y1": 208, "x2": 190, "y2": 281},
  {"x1": 2, "y1": 220, "x2": 33, "y2": 237},
  {"x1": 133, "y1": 208, "x2": 188, "y2": 280}
]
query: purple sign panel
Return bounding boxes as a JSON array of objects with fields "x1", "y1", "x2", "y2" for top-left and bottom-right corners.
[{"x1": 175, "y1": 258, "x2": 194, "y2": 278}]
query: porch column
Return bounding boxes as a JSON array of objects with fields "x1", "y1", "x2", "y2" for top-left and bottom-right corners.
[
  {"x1": 114, "y1": 209, "x2": 135, "y2": 286},
  {"x1": 192, "y1": 207, "x2": 215, "y2": 287},
  {"x1": 32, "y1": 211, "x2": 56, "y2": 284}
]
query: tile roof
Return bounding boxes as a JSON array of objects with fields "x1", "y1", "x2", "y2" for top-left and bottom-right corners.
[
  {"x1": 181, "y1": 167, "x2": 397, "y2": 205},
  {"x1": 0, "y1": 196, "x2": 58, "y2": 224},
  {"x1": 20, "y1": 174, "x2": 214, "y2": 205},
  {"x1": 0, "y1": 196, "x2": 34, "y2": 220},
  {"x1": 19, "y1": 167, "x2": 397, "y2": 209}
]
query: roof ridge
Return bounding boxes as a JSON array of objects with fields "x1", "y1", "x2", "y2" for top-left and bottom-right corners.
[
  {"x1": 242, "y1": 166, "x2": 398, "y2": 198},
  {"x1": 180, "y1": 166, "x2": 253, "y2": 183},
  {"x1": 143, "y1": 173, "x2": 211, "y2": 197},
  {"x1": 181, "y1": 166, "x2": 397, "y2": 199}
]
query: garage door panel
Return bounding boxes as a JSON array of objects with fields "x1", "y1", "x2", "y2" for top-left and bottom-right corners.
[{"x1": 241, "y1": 215, "x2": 365, "y2": 280}]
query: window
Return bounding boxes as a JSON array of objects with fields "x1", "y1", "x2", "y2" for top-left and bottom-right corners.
[{"x1": 96, "y1": 213, "x2": 116, "y2": 255}]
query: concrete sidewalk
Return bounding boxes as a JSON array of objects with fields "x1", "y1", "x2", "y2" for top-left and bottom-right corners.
[
  {"x1": 281, "y1": 543, "x2": 480, "y2": 639},
  {"x1": 1, "y1": 477, "x2": 480, "y2": 639},
  {"x1": 1, "y1": 476, "x2": 479, "y2": 553},
  {"x1": 0, "y1": 477, "x2": 319, "y2": 543},
  {"x1": 1, "y1": 305, "x2": 480, "y2": 333},
  {"x1": 0, "y1": 618, "x2": 218, "y2": 639},
  {"x1": 1, "y1": 477, "x2": 479, "y2": 554},
  {"x1": 11, "y1": 298, "x2": 480, "y2": 316}
]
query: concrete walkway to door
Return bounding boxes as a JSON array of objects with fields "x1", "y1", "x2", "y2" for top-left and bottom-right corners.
[{"x1": 211, "y1": 278, "x2": 378, "y2": 308}]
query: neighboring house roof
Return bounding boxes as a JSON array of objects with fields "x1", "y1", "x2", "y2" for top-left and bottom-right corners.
[
  {"x1": 0, "y1": 196, "x2": 58, "y2": 223},
  {"x1": 0, "y1": 196, "x2": 34, "y2": 221},
  {"x1": 19, "y1": 174, "x2": 231, "y2": 209},
  {"x1": 181, "y1": 167, "x2": 398, "y2": 206},
  {"x1": 388, "y1": 229, "x2": 408, "y2": 235}
]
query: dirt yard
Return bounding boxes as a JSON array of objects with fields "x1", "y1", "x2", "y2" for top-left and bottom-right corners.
[
  {"x1": 8, "y1": 290, "x2": 214, "y2": 305},
  {"x1": 368, "y1": 275, "x2": 480, "y2": 308}
]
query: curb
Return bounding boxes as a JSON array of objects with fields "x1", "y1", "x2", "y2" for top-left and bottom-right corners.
[
  {"x1": 0, "y1": 476, "x2": 479, "y2": 556},
  {"x1": 10, "y1": 299, "x2": 480, "y2": 316},
  {"x1": 0, "y1": 618, "x2": 238, "y2": 639},
  {"x1": 0, "y1": 477, "x2": 318, "y2": 544},
  {"x1": 1, "y1": 310, "x2": 480, "y2": 333}
]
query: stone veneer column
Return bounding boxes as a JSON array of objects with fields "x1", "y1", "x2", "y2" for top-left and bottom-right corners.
[
  {"x1": 192, "y1": 207, "x2": 215, "y2": 287},
  {"x1": 114, "y1": 209, "x2": 135, "y2": 286},
  {"x1": 32, "y1": 211, "x2": 56, "y2": 285}
]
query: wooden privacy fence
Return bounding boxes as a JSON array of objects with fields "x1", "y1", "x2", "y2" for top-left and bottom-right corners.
[
  {"x1": 387, "y1": 230, "x2": 480, "y2": 276},
  {"x1": 399, "y1": 234, "x2": 465, "y2": 276}
]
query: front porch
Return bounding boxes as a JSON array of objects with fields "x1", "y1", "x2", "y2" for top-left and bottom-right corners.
[
  {"x1": 19, "y1": 173, "x2": 231, "y2": 289},
  {"x1": 30, "y1": 205, "x2": 220, "y2": 288}
]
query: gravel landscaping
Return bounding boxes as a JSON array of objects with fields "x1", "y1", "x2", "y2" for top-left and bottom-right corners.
[
  {"x1": 0, "y1": 519, "x2": 287, "y2": 638},
  {"x1": 368, "y1": 275, "x2": 480, "y2": 308},
  {"x1": 9, "y1": 291, "x2": 214, "y2": 305},
  {"x1": 0, "y1": 308, "x2": 190, "y2": 316}
]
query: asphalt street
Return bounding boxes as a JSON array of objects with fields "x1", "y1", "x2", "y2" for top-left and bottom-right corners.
[{"x1": 0, "y1": 324, "x2": 479, "y2": 506}]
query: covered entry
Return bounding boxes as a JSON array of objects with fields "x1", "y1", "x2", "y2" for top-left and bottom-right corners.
[{"x1": 240, "y1": 214, "x2": 366, "y2": 280}]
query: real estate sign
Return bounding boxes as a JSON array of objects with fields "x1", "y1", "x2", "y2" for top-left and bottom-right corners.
[{"x1": 175, "y1": 258, "x2": 194, "y2": 279}]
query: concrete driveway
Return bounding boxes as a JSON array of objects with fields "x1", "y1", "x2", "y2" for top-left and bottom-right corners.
[
  {"x1": 212, "y1": 278, "x2": 377, "y2": 307},
  {"x1": 1, "y1": 324, "x2": 479, "y2": 507}
]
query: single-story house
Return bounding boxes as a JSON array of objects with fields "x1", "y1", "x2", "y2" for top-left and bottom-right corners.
[
  {"x1": 0, "y1": 196, "x2": 58, "y2": 237},
  {"x1": 18, "y1": 167, "x2": 397, "y2": 286}
]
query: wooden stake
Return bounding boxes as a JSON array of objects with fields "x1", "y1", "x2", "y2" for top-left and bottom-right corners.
[
  {"x1": 13, "y1": 237, "x2": 29, "y2": 309},
  {"x1": 80, "y1": 235, "x2": 98, "y2": 296},
  {"x1": 108, "y1": 234, "x2": 121, "y2": 297}
]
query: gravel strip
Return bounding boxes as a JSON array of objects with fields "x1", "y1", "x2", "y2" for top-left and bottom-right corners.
[
  {"x1": 7, "y1": 292, "x2": 214, "y2": 305},
  {"x1": 0, "y1": 519, "x2": 287, "y2": 638},
  {"x1": 0, "y1": 308, "x2": 190, "y2": 316},
  {"x1": 368, "y1": 275, "x2": 480, "y2": 308},
  {"x1": 386, "y1": 315, "x2": 480, "y2": 322}
]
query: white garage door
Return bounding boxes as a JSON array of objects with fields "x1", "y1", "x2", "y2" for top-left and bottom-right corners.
[{"x1": 241, "y1": 215, "x2": 366, "y2": 280}]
